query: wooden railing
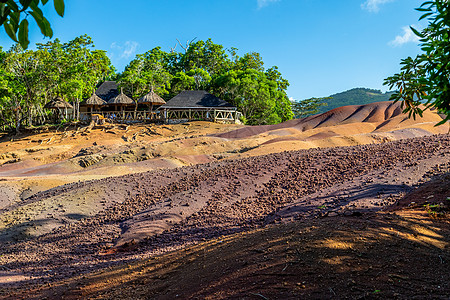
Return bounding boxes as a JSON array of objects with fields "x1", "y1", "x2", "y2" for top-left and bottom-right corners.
[
  {"x1": 163, "y1": 109, "x2": 241, "y2": 123},
  {"x1": 80, "y1": 109, "x2": 242, "y2": 124},
  {"x1": 80, "y1": 110, "x2": 161, "y2": 122}
]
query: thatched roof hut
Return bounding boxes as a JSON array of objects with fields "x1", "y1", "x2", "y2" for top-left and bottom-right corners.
[
  {"x1": 44, "y1": 97, "x2": 73, "y2": 121},
  {"x1": 81, "y1": 91, "x2": 107, "y2": 106},
  {"x1": 138, "y1": 89, "x2": 166, "y2": 105},
  {"x1": 108, "y1": 88, "x2": 135, "y2": 105},
  {"x1": 44, "y1": 97, "x2": 73, "y2": 109}
]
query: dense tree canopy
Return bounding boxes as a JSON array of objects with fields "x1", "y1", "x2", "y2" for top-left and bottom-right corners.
[
  {"x1": 119, "y1": 39, "x2": 294, "y2": 125},
  {"x1": 0, "y1": 35, "x2": 114, "y2": 131},
  {"x1": 0, "y1": 37, "x2": 292, "y2": 131},
  {"x1": 384, "y1": 0, "x2": 450, "y2": 125}
]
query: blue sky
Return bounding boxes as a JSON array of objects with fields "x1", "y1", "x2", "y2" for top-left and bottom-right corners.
[{"x1": 0, "y1": 0, "x2": 425, "y2": 100}]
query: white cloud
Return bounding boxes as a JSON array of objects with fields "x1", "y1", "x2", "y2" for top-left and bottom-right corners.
[
  {"x1": 122, "y1": 41, "x2": 139, "y2": 59},
  {"x1": 110, "y1": 41, "x2": 140, "y2": 59},
  {"x1": 389, "y1": 26, "x2": 420, "y2": 47},
  {"x1": 257, "y1": 0, "x2": 280, "y2": 9},
  {"x1": 361, "y1": 0, "x2": 394, "y2": 12}
]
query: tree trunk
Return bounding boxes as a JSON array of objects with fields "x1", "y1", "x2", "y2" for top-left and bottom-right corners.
[
  {"x1": 27, "y1": 106, "x2": 33, "y2": 128},
  {"x1": 72, "y1": 99, "x2": 76, "y2": 120},
  {"x1": 77, "y1": 98, "x2": 80, "y2": 120},
  {"x1": 15, "y1": 109, "x2": 21, "y2": 135}
]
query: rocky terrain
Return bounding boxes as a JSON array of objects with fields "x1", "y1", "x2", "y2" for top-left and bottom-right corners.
[{"x1": 0, "y1": 101, "x2": 448, "y2": 299}]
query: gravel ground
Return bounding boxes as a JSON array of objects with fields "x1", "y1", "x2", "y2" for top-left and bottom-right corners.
[{"x1": 0, "y1": 134, "x2": 449, "y2": 294}]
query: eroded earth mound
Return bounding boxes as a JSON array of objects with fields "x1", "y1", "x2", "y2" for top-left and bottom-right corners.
[{"x1": 0, "y1": 102, "x2": 448, "y2": 299}]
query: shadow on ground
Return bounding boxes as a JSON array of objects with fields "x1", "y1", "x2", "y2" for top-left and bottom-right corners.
[{"x1": 9, "y1": 210, "x2": 448, "y2": 300}]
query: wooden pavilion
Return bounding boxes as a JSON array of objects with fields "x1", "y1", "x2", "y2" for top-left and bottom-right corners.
[
  {"x1": 99, "y1": 88, "x2": 135, "y2": 121},
  {"x1": 159, "y1": 90, "x2": 241, "y2": 123},
  {"x1": 95, "y1": 81, "x2": 119, "y2": 102}
]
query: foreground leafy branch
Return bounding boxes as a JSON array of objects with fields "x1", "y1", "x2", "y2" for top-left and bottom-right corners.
[
  {"x1": 384, "y1": 0, "x2": 450, "y2": 125},
  {"x1": 0, "y1": 0, "x2": 65, "y2": 49}
]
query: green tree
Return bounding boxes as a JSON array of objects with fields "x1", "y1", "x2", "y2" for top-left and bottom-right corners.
[
  {"x1": 179, "y1": 39, "x2": 229, "y2": 75},
  {"x1": 209, "y1": 50, "x2": 293, "y2": 125},
  {"x1": 384, "y1": 0, "x2": 450, "y2": 124},
  {"x1": 60, "y1": 35, "x2": 115, "y2": 118},
  {"x1": 170, "y1": 71, "x2": 196, "y2": 94},
  {"x1": 0, "y1": 46, "x2": 16, "y2": 130},
  {"x1": 37, "y1": 35, "x2": 114, "y2": 117},
  {"x1": 0, "y1": 35, "x2": 115, "y2": 132},
  {"x1": 119, "y1": 39, "x2": 294, "y2": 125},
  {"x1": 291, "y1": 97, "x2": 329, "y2": 119},
  {"x1": 232, "y1": 52, "x2": 265, "y2": 72},
  {"x1": 0, "y1": 0, "x2": 65, "y2": 49},
  {"x1": 119, "y1": 47, "x2": 172, "y2": 99},
  {"x1": 214, "y1": 68, "x2": 293, "y2": 125},
  {"x1": 3, "y1": 44, "x2": 44, "y2": 131}
]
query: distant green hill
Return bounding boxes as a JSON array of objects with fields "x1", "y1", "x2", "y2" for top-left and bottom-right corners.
[{"x1": 318, "y1": 88, "x2": 395, "y2": 114}]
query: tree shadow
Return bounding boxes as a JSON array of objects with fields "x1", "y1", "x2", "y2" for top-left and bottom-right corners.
[{"x1": 23, "y1": 212, "x2": 448, "y2": 300}]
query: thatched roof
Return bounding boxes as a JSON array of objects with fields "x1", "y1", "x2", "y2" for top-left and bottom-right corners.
[
  {"x1": 44, "y1": 97, "x2": 73, "y2": 109},
  {"x1": 95, "y1": 81, "x2": 119, "y2": 101},
  {"x1": 108, "y1": 89, "x2": 135, "y2": 105},
  {"x1": 81, "y1": 91, "x2": 107, "y2": 106},
  {"x1": 160, "y1": 90, "x2": 235, "y2": 110},
  {"x1": 138, "y1": 90, "x2": 166, "y2": 105}
]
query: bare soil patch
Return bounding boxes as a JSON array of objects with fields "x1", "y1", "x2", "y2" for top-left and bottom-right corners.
[{"x1": 0, "y1": 103, "x2": 448, "y2": 299}]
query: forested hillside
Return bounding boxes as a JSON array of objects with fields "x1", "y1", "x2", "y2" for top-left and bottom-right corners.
[{"x1": 318, "y1": 88, "x2": 395, "y2": 114}]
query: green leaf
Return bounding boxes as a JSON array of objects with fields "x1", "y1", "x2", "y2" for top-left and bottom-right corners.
[
  {"x1": 410, "y1": 26, "x2": 424, "y2": 38},
  {"x1": 29, "y1": 1, "x2": 43, "y2": 13},
  {"x1": 6, "y1": 0, "x2": 19, "y2": 12},
  {"x1": 420, "y1": 1, "x2": 434, "y2": 8},
  {"x1": 19, "y1": 0, "x2": 33, "y2": 10},
  {"x1": 41, "y1": 15, "x2": 53, "y2": 37},
  {"x1": 18, "y1": 18, "x2": 29, "y2": 49},
  {"x1": 29, "y1": 10, "x2": 44, "y2": 33},
  {"x1": 9, "y1": 11, "x2": 19, "y2": 28},
  {"x1": 41, "y1": 0, "x2": 50, "y2": 4},
  {"x1": 29, "y1": 10, "x2": 53, "y2": 37},
  {"x1": 0, "y1": 3, "x2": 7, "y2": 17},
  {"x1": 4, "y1": 21, "x2": 18, "y2": 42},
  {"x1": 419, "y1": 12, "x2": 433, "y2": 21},
  {"x1": 0, "y1": 5, "x2": 10, "y2": 26},
  {"x1": 53, "y1": 0, "x2": 64, "y2": 17}
]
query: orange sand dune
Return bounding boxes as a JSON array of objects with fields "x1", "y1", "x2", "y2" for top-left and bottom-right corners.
[{"x1": 216, "y1": 101, "x2": 444, "y2": 139}]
